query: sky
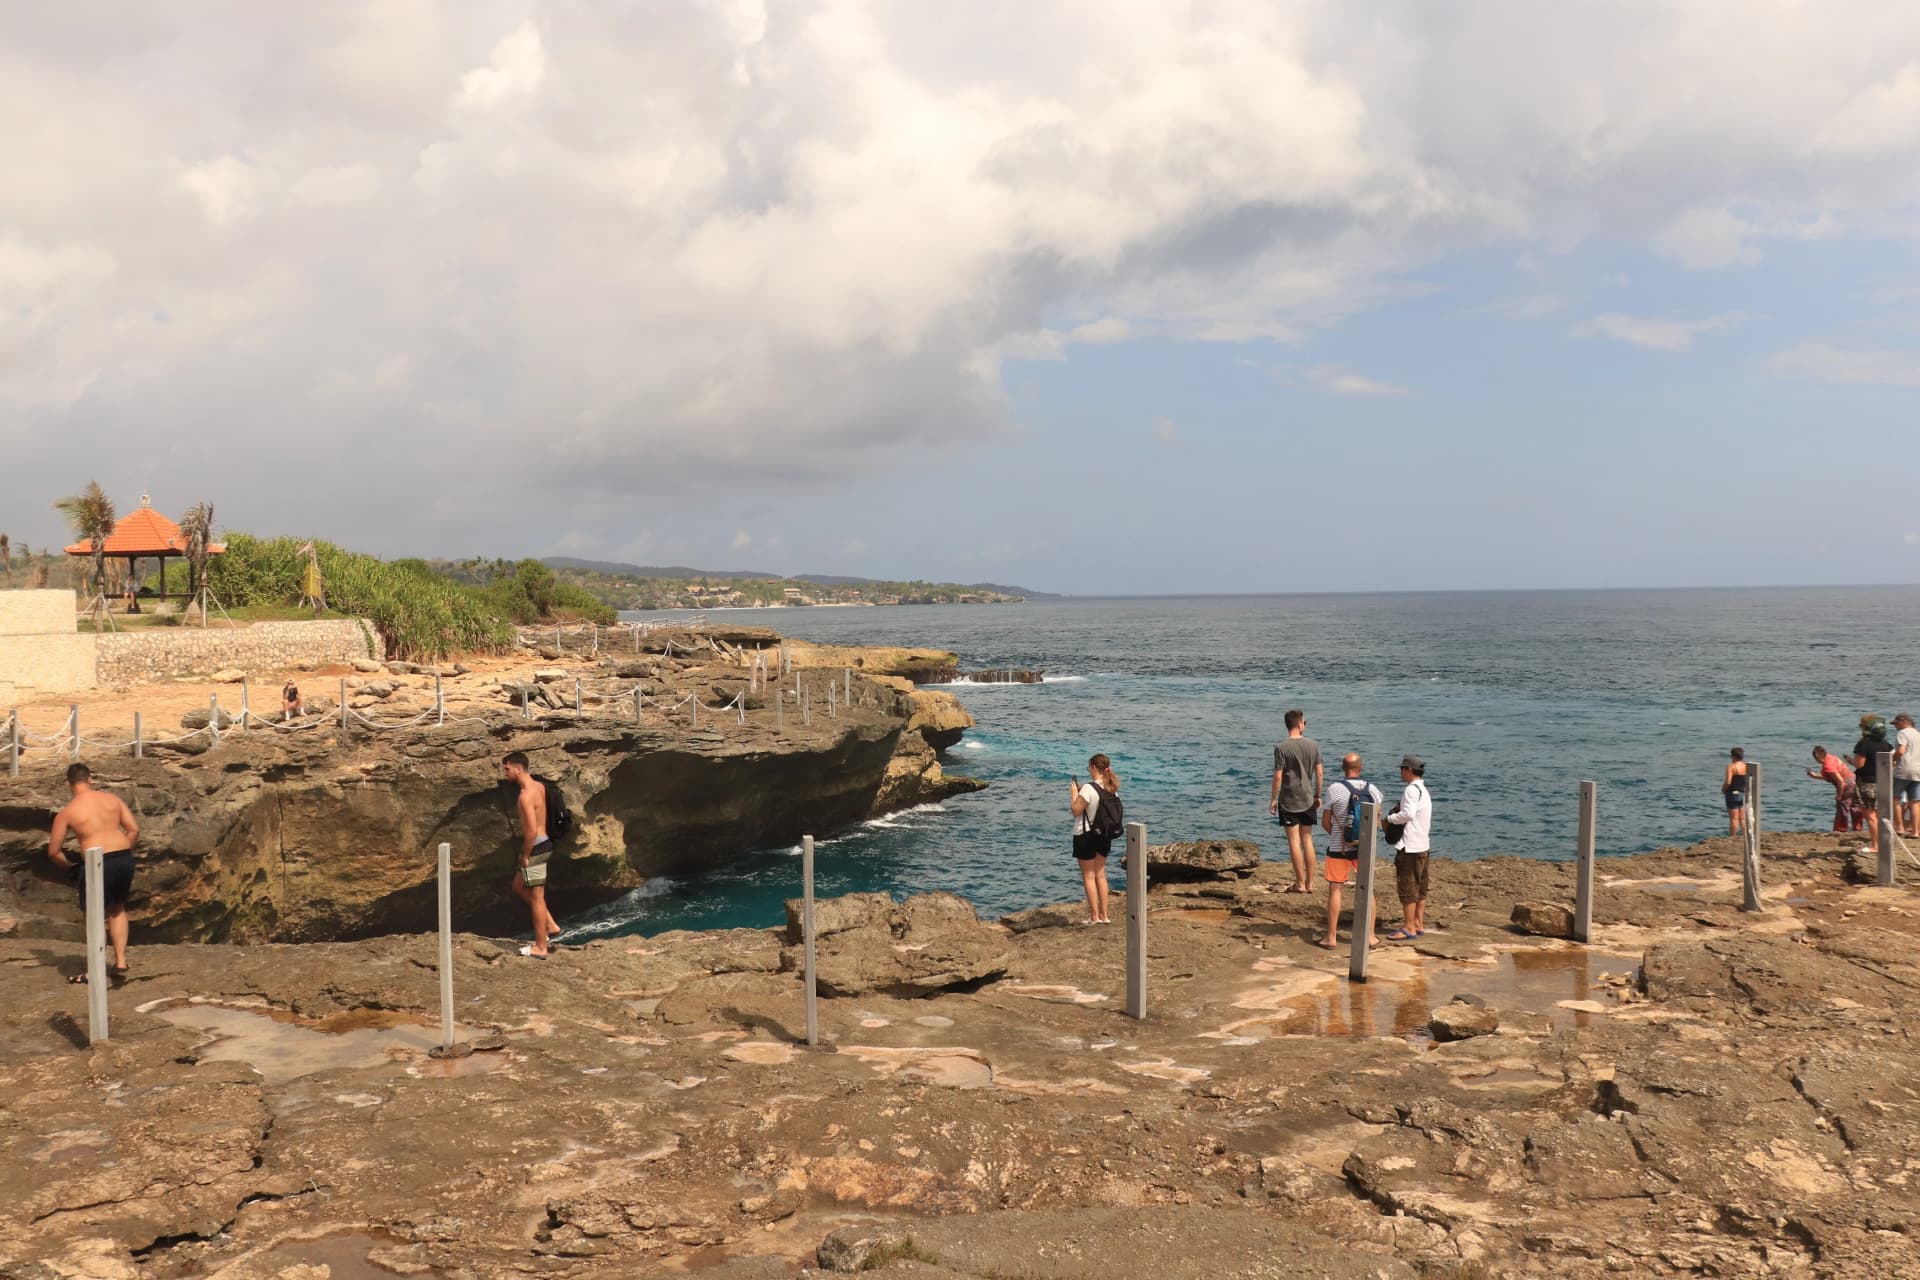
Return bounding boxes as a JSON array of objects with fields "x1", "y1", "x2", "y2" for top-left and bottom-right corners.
[{"x1": 3, "y1": 1, "x2": 1919, "y2": 595}]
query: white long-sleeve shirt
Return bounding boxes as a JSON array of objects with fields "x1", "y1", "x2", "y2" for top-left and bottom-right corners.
[{"x1": 1386, "y1": 780, "x2": 1431, "y2": 853}]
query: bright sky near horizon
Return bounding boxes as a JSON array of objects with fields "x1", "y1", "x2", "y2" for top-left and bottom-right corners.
[{"x1": 3, "y1": 2, "x2": 1918, "y2": 595}]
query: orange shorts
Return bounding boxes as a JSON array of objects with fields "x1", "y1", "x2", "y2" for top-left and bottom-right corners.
[{"x1": 1324, "y1": 855, "x2": 1356, "y2": 884}]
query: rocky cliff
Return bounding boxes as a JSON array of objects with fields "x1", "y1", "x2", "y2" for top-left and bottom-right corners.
[{"x1": 0, "y1": 658, "x2": 980, "y2": 944}]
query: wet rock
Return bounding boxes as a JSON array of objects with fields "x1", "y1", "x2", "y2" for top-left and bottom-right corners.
[
  {"x1": 1428, "y1": 997, "x2": 1500, "y2": 1041},
  {"x1": 1147, "y1": 840, "x2": 1261, "y2": 881},
  {"x1": 1510, "y1": 901, "x2": 1575, "y2": 938}
]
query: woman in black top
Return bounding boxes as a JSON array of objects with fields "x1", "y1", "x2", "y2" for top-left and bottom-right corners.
[{"x1": 1721, "y1": 747, "x2": 1749, "y2": 838}]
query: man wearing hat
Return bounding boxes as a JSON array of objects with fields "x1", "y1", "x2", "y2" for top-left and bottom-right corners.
[
  {"x1": 1893, "y1": 712, "x2": 1920, "y2": 839},
  {"x1": 1852, "y1": 715, "x2": 1894, "y2": 846},
  {"x1": 1382, "y1": 754, "x2": 1432, "y2": 941}
]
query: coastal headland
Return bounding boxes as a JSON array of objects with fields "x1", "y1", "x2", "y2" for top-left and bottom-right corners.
[
  {"x1": 3, "y1": 827, "x2": 1918, "y2": 1277},
  {"x1": 0, "y1": 627, "x2": 979, "y2": 942}
]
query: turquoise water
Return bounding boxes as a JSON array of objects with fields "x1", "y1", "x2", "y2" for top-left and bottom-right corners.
[{"x1": 565, "y1": 589, "x2": 1919, "y2": 939}]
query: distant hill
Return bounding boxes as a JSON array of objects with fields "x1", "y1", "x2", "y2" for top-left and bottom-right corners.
[{"x1": 543, "y1": 558, "x2": 1058, "y2": 599}]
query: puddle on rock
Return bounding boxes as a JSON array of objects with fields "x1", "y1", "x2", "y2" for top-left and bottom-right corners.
[
  {"x1": 841, "y1": 1045, "x2": 994, "y2": 1089},
  {"x1": 1161, "y1": 906, "x2": 1238, "y2": 925},
  {"x1": 156, "y1": 1003, "x2": 472, "y2": 1085},
  {"x1": 1214, "y1": 946, "x2": 1643, "y2": 1042},
  {"x1": 254, "y1": 1230, "x2": 443, "y2": 1280}
]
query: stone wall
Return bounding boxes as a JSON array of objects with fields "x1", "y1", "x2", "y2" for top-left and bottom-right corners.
[
  {"x1": 0, "y1": 589, "x2": 97, "y2": 700},
  {"x1": 96, "y1": 621, "x2": 384, "y2": 687}
]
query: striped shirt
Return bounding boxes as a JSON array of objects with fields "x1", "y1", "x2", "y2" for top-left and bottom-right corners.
[{"x1": 1322, "y1": 778, "x2": 1383, "y2": 855}]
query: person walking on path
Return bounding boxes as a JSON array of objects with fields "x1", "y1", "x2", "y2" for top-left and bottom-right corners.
[
  {"x1": 503, "y1": 751, "x2": 562, "y2": 957},
  {"x1": 1268, "y1": 710, "x2": 1324, "y2": 894},
  {"x1": 1893, "y1": 712, "x2": 1920, "y2": 839},
  {"x1": 1383, "y1": 755, "x2": 1432, "y2": 941},
  {"x1": 1722, "y1": 747, "x2": 1751, "y2": 838},
  {"x1": 1852, "y1": 715, "x2": 1894, "y2": 846},
  {"x1": 47, "y1": 763, "x2": 141, "y2": 981},
  {"x1": 1810, "y1": 745, "x2": 1861, "y2": 833},
  {"x1": 1070, "y1": 754, "x2": 1122, "y2": 924},
  {"x1": 1317, "y1": 753, "x2": 1382, "y2": 950}
]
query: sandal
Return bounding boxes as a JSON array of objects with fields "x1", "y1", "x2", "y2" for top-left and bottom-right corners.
[
  {"x1": 1313, "y1": 938, "x2": 1340, "y2": 950},
  {"x1": 517, "y1": 945, "x2": 548, "y2": 960},
  {"x1": 66, "y1": 973, "x2": 88, "y2": 985},
  {"x1": 1384, "y1": 930, "x2": 1418, "y2": 942}
]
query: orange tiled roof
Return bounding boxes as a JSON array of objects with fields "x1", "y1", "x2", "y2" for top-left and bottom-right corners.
[{"x1": 63, "y1": 506, "x2": 225, "y2": 556}]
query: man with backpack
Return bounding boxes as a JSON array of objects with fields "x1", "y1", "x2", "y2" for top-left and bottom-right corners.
[
  {"x1": 503, "y1": 750, "x2": 567, "y2": 957},
  {"x1": 1317, "y1": 753, "x2": 1382, "y2": 950},
  {"x1": 1069, "y1": 754, "x2": 1124, "y2": 925}
]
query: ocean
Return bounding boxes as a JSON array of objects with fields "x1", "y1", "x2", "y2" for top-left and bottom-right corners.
[{"x1": 568, "y1": 588, "x2": 1919, "y2": 939}]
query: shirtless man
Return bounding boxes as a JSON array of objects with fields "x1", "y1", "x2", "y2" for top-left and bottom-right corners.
[
  {"x1": 503, "y1": 751, "x2": 561, "y2": 957},
  {"x1": 47, "y1": 763, "x2": 141, "y2": 979}
]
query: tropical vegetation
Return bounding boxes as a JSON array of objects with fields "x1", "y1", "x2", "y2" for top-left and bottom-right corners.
[{"x1": 52, "y1": 482, "x2": 115, "y2": 604}]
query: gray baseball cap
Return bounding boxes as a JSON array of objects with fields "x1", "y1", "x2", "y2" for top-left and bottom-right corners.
[{"x1": 1400, "y1": 754, "x2": 1425, "y2": 773}]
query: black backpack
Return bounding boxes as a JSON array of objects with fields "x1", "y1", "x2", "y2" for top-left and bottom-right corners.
[
  {"x1": 537, "y1": 776, "x2": 574, "y2": 841},
  {"x1": 1087, "y1": 784, "x2": 1125, "y2": 839}
]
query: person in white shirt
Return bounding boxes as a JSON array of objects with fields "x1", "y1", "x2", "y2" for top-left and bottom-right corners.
[
  {"x1": 1383, "y1": 754, "x2": 1432, "y2": 941},
  {"x1": 1068, "y1": 754, "x2": 1121, "y2": 924},
  {"x1": 1317, "y1": 753, "x2": 1382, "y2": 950},
  {"x1": 1893, "y1": 712, "x2": 1920, "y2": 838}
]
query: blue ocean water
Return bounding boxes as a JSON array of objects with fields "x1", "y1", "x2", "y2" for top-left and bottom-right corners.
[{"x1": 570, "y1": 589, "x2": 1919, "y2": 939}]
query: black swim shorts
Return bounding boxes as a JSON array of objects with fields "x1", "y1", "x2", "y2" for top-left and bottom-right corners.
[
  {"x1": 74, "y1": 851, "x2": 136, "y2": 911},
  {"x1": 1073, "y1": 832, "x2": 1112, "y2": 860},
  {"x1": 1277, "y1": 806, "x2": 1318, "y2": 828}
]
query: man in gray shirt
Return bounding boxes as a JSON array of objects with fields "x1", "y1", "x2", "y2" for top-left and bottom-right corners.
[{"x1": 1267, "y1": 709, "x2": 1324, "y2": 893}]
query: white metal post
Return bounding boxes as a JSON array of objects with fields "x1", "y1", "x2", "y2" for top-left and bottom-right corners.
[
  {"x1": 521, "y1": 687, "x2": 530, "y2": 720},
  {"x1": 438, "y1": 842, "x2": 455, "y2": 1051},
  {"x1": 83, "y1": 847, "x2": 109, "y2": 1043},
  {"x1": 845, "y1": 668, "x2": 851, "y2": 707},
  {"x1": 1878, "y1": 751, "x2": 1896, "y2": 886},
  {"x1": 208, "y1": 696, "x2": 219, "y2": 746},
  {"x1": 1349, "y1": 802, "x2": 1380, "y2": 982},
  {"x1": 1741, "y1": 763, "x2": 1764, "y2": 912},
  {"x1": 776, "y1": 687, "x2": 785, "y2": 732},
  {"x1": 340, "y1": 679, "x2": 349, "y2": 728},
  {"x1": 1125, "y1": 821, "x2": 1148, "y2": 1019},
  {"x1": 803, "y1": 835, "x2": 819, "y2": 1047},
  {"x1": 7, "y1": 712, "x2": 17, "y2": 776},
  {"x1": 574, "y1": 678, "x2": 582, "y2": 714},
  {"x1": 634, "y1": 687, "x2": 644, "y2": 724},
  {"x1": 133, "y1": 711, "x2": 142, "y2": 760},
  {"x1": 240, "y1": 679, "x2": 249, "y2": 730},
  {"x1": 1575, "y1": 780, "x2": 1597, "y2": 943},
  {"x1": 69, "y1": 705, "x2": 79, "y2": 761},
  {"x1": 435, "y1": 673, "x2": 445, "y2": 726}
]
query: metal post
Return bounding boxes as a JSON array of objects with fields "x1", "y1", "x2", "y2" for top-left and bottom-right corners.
[
  {"x1": 634, "y1": 687, "x2": 644, "y2": 725},
  {"x1": 83, "y1": 847, "x2": 109, "y2": 1043},
  {"x1": 240, "y1": 679, "x2": 249, "y2": 730},
  {"x1": 7, "y1": 712, "x2": 17, "y2": 777},
  {"x1": 845, "y1": 668, "x2": 851, "y2": 707},
  {"x1": 1574, "y1": 780, "x2": 1597, "y2": 943},
  {"x1": 1878, "y1": 751, "x2": 1896, "y2": 887},
  {"x1": 435, "y1": 673, "x2": 445, "y2": 726},
  {"x1": 802, "y1": 687, "x2": 810, "y2": 726},
  {"x1": 827, "y1": 681, "x2": 835, "y2": 715},
  {"x1": 1125, "y1": 821, "x2": 1148, "y2": 1019},
  {"x1": 208, "y1": 696, "x2": 219, "y2": 746},
  {"x1": 781, "y1": 641, "x2": 790, "y2": 676},
  {"x1": 521, "y1": 687, "x2": 530, "y2": 720},
  {"x1": 1349, "y1": 802, "x2": 1380, "y2": 982},
  {"x1": 736, "y1": 694, "x2": 745, "y2": 725},
  {"x1": 340, "y1": 679, "x2": 348, "y2": 728},
  {"x1": 776, "y1": 687, "x2": 785, "y2": 732},
  {"x1": 1741, "y1": 763, "x2": 1764, "y2": 912},
  {"x1": 438, "y1": 842, "x2": 455, "y2": 1051},
  {"x1": 574, "y1": 678, "x2": 583, "y2": 714},
  {"x1": 132, "y1": 711, "x2": 143, "y2": 759},
  {"x1": 69, "y1": 705, "x2": 79, "y2": 760},
  {"x1": 803, "y1": 835, "x2": 819, "y2": 1047},
  {"x1": 690, "y1": 695, "x2": 698, "y2": 728}
]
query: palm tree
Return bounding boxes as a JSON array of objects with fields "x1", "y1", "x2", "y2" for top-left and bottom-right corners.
[
  {"x1": 53, "y1": 482, "x2": 116, "y2": 610},
  {"x1": 181, "y1": 502, "x2": 214, "y2": 620}
]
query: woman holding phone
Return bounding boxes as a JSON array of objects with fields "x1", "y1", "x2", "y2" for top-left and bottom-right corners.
[{"x1": 1069, "y1": 754, "x2": 1121, "y2": 924}]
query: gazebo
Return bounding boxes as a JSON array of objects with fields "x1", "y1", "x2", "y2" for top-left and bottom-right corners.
[{"x1": 64, "y1": 494, "x2": 225, "y2": 611}]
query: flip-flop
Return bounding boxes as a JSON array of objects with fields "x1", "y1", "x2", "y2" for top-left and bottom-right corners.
[
  {"x1": 1384, "y1": 930, "x2": 1418, "y2": 942},
  {"x1": 66, "y1": 973, "x2": 88, "y2": 985},
  {"x1": 1313, "y1": 939, "x2": 1340, "y2": 950},
  {"x1": 517, "y1": 945, "x2": 548, "y2": 959},
  {"x1": 1283, "y1": 885, "x2": 1310, "y2": 895}
]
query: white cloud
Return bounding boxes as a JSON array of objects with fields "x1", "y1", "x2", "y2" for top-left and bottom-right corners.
[
  {"x1": 1268, "y1": 363, "x2": 1415, "y2": 396},
  {"x1": 730, "y1": 529, "x2": 752, "y2": 551},
  {"x1": 2, "y1": 4, "x2": 1920, "y2": 552},
  {"x1": 453, "y1": 21, "x2": 546, "y2": 114},
  {"x1": 1768, "y1": 341, "x2": 1920, "y2": 387},
  {"x1": 1572, "y1": 312, "x2": 1752, "y2": 352},
  {"x1": 1152, "y1": 416, "x2": 1181, "y2": 446}
]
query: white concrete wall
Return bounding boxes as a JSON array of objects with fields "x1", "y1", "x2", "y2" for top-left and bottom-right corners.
[{"x1": 0, "y1": 590, "x2": 97, "y2": 697}]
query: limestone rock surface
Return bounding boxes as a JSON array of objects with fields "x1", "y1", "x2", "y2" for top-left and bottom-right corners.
[
  {"x1": 1147, "y1": 840, "x2": 1261, "y2": 880},
  {"x1": 1510, "y1": 901, "x2": 1575, "y2": 938}
]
